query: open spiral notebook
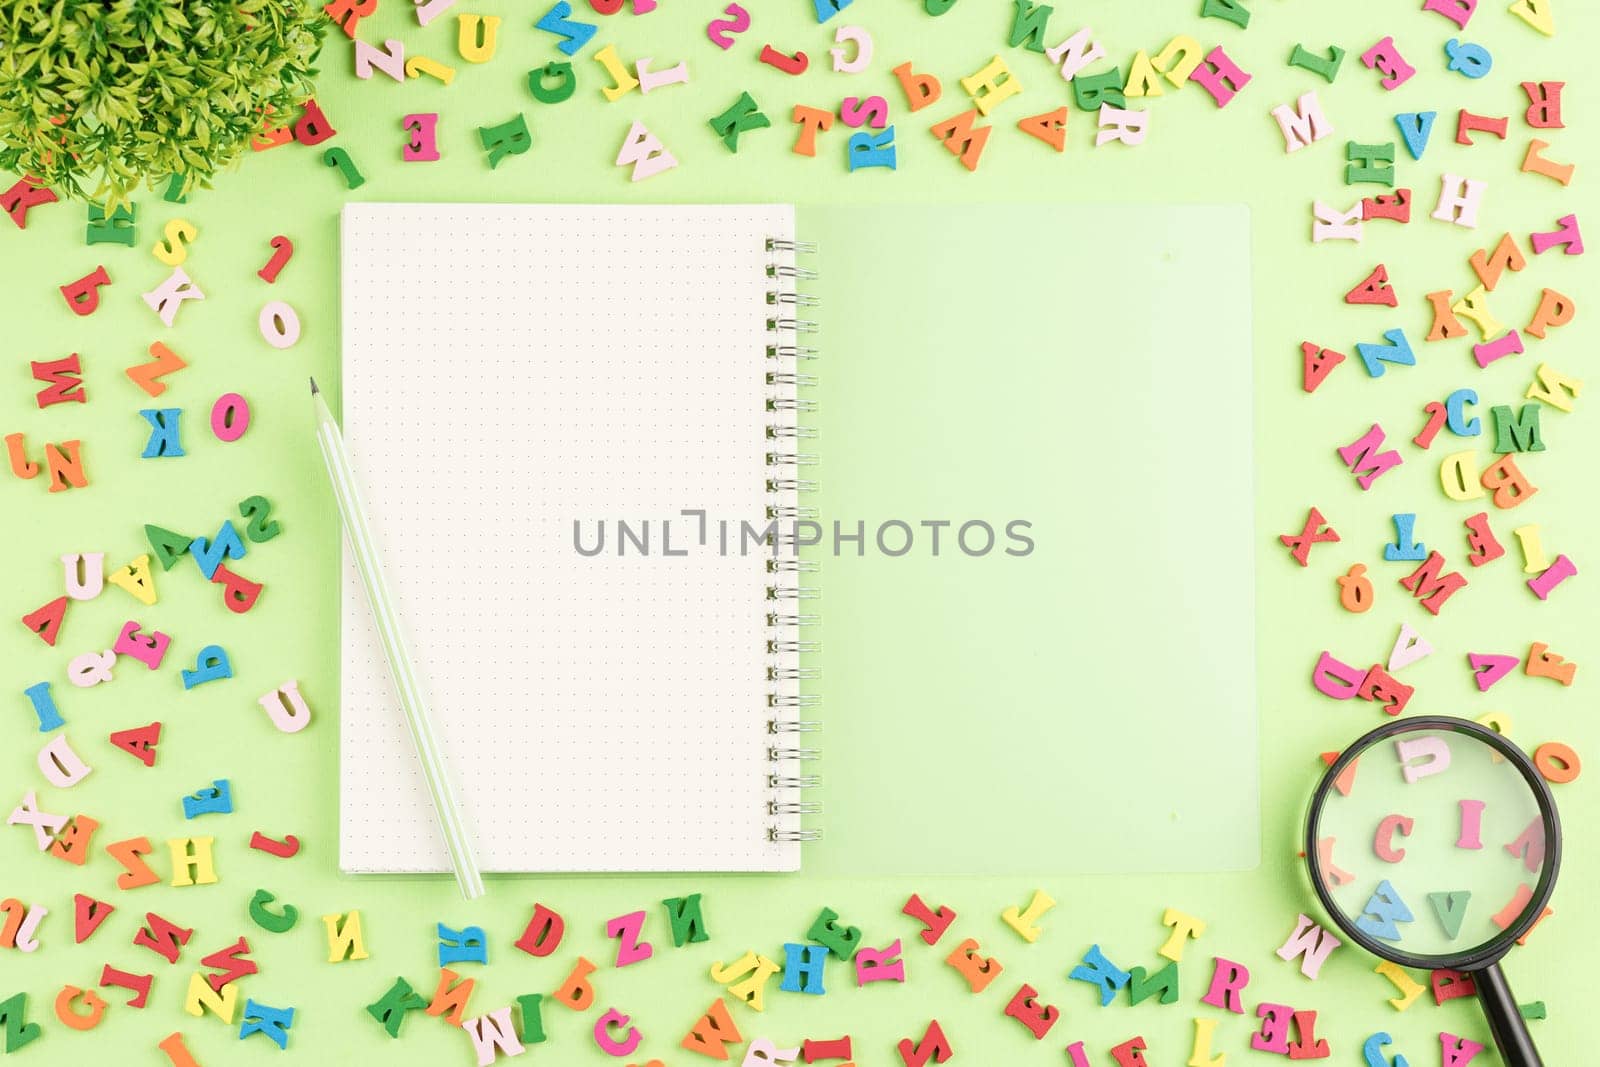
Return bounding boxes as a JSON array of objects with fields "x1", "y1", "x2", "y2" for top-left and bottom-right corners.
[{"x1": 337, "y1": 202, "x2": 1259, "y2": 876}]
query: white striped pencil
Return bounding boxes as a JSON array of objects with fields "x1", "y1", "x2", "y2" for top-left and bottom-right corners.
[{"x1": 310, "y1": 377, "x2": 485, "y2": 900}]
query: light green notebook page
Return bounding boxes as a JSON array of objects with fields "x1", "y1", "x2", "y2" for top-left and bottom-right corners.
[{"x1": 805, "y1": 203, "x2": 1258, "y2": 874}]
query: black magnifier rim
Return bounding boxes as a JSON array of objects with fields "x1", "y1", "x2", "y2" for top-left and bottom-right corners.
[{"x1": 1304, "y1": 714, "x2": 1562, "y2": 972}]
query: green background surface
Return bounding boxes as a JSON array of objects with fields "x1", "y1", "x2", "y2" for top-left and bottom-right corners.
[{"x1": 1, "y1": 0, "x2": 1594, "y2": 1064}]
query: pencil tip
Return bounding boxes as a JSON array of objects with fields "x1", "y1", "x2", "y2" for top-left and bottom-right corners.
[{"x1": 309, "y1": 376, "x2": 319, "y2": 395}]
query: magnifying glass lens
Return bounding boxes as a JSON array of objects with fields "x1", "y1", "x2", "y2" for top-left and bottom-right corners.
[{"x1": 1312, "y1": 725, "x2": 1551, "y2": 962}]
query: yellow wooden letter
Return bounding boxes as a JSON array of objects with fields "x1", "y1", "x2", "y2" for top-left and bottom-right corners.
[
  {"x1": 167, "y1": 836, "x2": 217, "y2": 887},
  {"x1": 323, "y1": 910, "x2": 369, "y2": 962}
]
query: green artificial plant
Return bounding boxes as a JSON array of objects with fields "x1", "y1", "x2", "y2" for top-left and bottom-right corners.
[{"x1": 0, "y1": 0, "x2": 325, "y2": 206}]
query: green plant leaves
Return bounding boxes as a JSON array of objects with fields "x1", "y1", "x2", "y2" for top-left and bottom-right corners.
[{"x1": 0, "y1": 0, "x2": 327, "y2": 207}]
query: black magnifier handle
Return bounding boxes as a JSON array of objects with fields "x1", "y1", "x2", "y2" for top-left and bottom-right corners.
[{"x1": 1475, "y1": 962, "x2": 1542, "y2": 1067}]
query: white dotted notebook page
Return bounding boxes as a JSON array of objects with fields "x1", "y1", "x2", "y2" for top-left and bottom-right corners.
[{"x1": 338, "y1": 203, "x2": 801, "y2": 873}]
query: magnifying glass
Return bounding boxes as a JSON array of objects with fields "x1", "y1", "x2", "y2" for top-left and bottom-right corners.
[{"x1": 1305, "y1": 716, "x2": 1560, "y2": 1067}]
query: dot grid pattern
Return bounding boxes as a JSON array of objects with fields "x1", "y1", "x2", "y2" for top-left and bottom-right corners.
[{"x1": 338, "y1": 203, "x2": 801, "y2": 873}]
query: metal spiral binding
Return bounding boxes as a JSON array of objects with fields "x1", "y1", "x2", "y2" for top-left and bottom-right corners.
[
  {"x1": 764, "y1": 234, "x2": 821, "y2": 849},
  {"x1": 770, "y1": 827, "x2": 823, "y2": 842},
  {"x1": 767, "y1": 317, "x2": 819, "y2": 334},
  {"x1": 767, "y1": 372, "x2": 819, "y2": 389},
  {"x1": 767, "y1": 477, "x2": 818, "y2": 493},
  {"x1": 767, "y1": 505, "x2": 819, "y2": 521},
  {"x1": 767, "y1": 638, "x2": 819, "y2": 654},
  {"x1": 772, "y1": 531, "x2": 814, "y2": 551},
  {"x1": 768, "y1": 665, "x2": 820, "y2": 681},
  {"x1": 767, "y1": 718, "x2": 820, "y2": 732},
  {"x1": 767, "y1": 611, "x2": 819, "y2": 626},
  {"x1": 766, "y1": 585, "x2": 821, "y2": 601},
  {"x1": 769, "y1": 774, "x2": 821, "y2": 789},
  {"x1": 769, "y1": 800, "x2": 823, "y2": 814},
  {"x1": 767, "y1": 291, "x2": 821, "y2": 308}
]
